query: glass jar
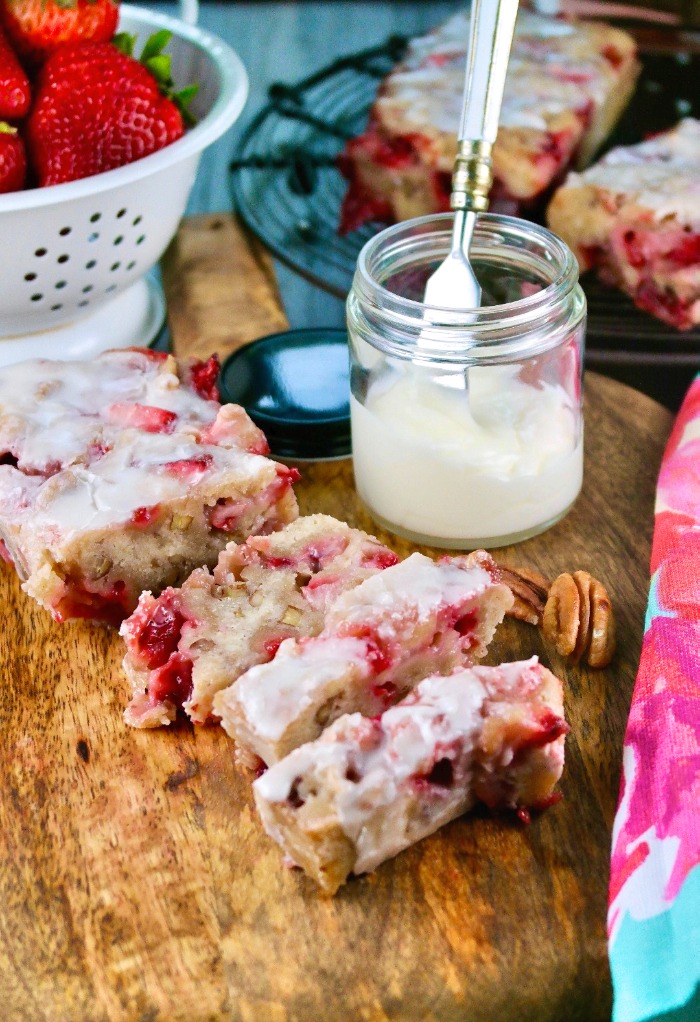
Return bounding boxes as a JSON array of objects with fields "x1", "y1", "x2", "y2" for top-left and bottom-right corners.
[{"x1": 346, "y1": 213, "x2": 586, "y2": 549}]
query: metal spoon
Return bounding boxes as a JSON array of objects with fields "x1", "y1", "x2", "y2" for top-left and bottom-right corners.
[{"x1": 423, "y1": 0, "x2": 519, "y2": 315}]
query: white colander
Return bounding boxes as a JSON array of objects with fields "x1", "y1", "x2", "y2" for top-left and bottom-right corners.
[{"x1": 0, "y1": 3, "x2": 247, "y2": 361}]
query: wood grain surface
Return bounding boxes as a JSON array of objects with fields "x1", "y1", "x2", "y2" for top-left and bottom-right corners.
[{"x1": 0, "y1": 213, "x2": 675, "y2": 1022}]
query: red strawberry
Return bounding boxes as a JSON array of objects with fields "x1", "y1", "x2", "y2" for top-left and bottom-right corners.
[
  {"x1": 0, "y1": 0, "x2": 119, "y2": 67},
  {"x1": 104, "y1": 402, "x2": 178, "y2": 433},
  {"x1": 0, "y1": 120, "x2": 26, "y2": 191},
  {"x1": 0, "y1": 23, "x2": 30, "y2": 119},
  {"x1": 26, "y1": 32, "x2": 196, "y2": 186}
]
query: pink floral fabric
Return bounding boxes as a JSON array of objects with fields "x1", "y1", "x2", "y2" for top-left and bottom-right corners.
[{"x1": 608, "y1": 376, "x2": 700, "y2": 1021}]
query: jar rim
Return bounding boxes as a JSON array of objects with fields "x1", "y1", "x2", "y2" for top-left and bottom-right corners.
[{"x1": 355, "y1": 211, "x2": 579, "y2": 326}]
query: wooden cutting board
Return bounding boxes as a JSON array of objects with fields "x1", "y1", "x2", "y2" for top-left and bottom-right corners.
[{"x1": 0, "y1": 214, "x2": 675, "y2": 1022}]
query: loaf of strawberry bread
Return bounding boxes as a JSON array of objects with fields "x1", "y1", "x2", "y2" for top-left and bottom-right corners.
[{"x1": 339, "y1": 9, "x2": 639, "y2": 231}]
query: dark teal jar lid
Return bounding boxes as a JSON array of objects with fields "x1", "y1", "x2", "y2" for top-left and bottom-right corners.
[{"x1": 219, "y1": 328, "x2": 351, "y2": 461}]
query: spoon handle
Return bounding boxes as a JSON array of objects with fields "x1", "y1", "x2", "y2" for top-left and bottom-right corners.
[
  {"x1": 451, "y1": 0, "x2": 519, "y2": 213},
  {"x1": 460, "y1": 0, "x2": 519, "y2": 142}
]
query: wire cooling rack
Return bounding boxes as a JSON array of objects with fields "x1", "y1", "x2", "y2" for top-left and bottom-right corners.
[
  {"x1": 229, "y1": 36, "x2": 408, "y2": 298},
  {"x1": 229, "y1": 37, "x2": 700, "y2": 353}
]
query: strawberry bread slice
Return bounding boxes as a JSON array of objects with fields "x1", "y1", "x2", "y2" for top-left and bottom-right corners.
[
  {"x1": 217, "y1": 550, "x2": 514, "y2": 767},
  {"x1": 0, "y1": 432, "x2": 299, "y2": 625},
  {"x1": 0, "y1": 349, "x2": 299, "y2": 623},
  {"x1": 547, "y1": 118, "x2": 700, "y2": 330},
  {"x1": 254, "y1": 657, "x2": 568, "y2": 894},
  {"x1": 120, "y1": 514, "x2": 399, "y2": 728}
]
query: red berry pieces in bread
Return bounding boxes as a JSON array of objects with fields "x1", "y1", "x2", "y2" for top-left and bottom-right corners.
[{"x1": 254, "y1": 658, "x2": 567, "y2": 894}]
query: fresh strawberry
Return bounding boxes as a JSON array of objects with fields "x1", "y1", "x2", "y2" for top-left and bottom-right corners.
[
  {"x1": 27, "y1": 31, "x2": 196, "y2": 186},
  {"x1": 0, "y1": 0, "x2": 119, "y2": 67},
  {"x1": 0, "y1": 120, "x2": 25, "y2": 191},
  {"x1": 0, "y1": 23, "x2": 30, "y2": 119}
]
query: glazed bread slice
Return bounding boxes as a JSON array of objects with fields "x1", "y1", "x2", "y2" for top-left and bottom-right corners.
[
  {"x1": 120, "y1": 514, "x2": 398, "y2": 727},
  {"x1": 548, "y1": 118, "x2": 700, "y2": 330},
  {"x1": 0, "y1": 432, "x2": 299, "y2": 625},
  {"x1": 217, "y1": 550, "x2": 514, "y2": 767},
  {"x1": 0, "y1": 348, "x2": 299, "y2": 623},
  {"x1": 254, "y1": 658, "x2": 568, "y2": 894}
]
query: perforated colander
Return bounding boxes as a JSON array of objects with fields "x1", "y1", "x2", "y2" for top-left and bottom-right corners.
[{"x1": 0, "y1": 3, "x2": 247, "y2": 351}]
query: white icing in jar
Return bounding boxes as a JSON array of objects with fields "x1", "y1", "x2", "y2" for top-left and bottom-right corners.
[{"x1": 347, "y1": 213, "x2": 586, "y2": 548}]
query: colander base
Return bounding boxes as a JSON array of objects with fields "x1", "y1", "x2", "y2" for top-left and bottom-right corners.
[{"x1": 0, "y1": 274, "x2": 166, "y2": 368}]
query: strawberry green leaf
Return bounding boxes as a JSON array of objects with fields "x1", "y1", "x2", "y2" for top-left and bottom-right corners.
[
  {"x1": 175, "y1": 84, "x2": 199, "y2": 105},
  {"x1": 113, "y1": 32, "x2": 136, "y2": 58},
  {"x1": 133, "y1": 31, "x2": 200, "y2": 126},
  {"x1": 174, "y1": 83, "x2": 199, "y2": 127},
  {"x1": 0, "y1": 122, "x2": 18, "y2": 136},
  {"x1": 111, "y1": 30, "x2": 200, "y2": 126},
  {"x1": 144, "y1": 53, "x2": 173, "y2": 87},
  {"x1": 140, "y1": 30, "x2": 172, "y2": 63}
]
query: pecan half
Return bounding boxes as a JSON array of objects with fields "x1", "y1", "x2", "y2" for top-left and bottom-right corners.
[
  {"x1": 543, "y1": 571, "x2": 616, "y2": 669},
  {"x1": 500, "y1": 562, "x2": 616, "y2": 669},
  {"x1": 586, "y1": 574, "x2": 616, "y2": 669},
  {"x1": 499, "y1": 565, "x2": 550, "y2": 626},
  {"x1": 542, "y1": 573, "x2": 580, "y2": 658},
  {"x1": 571, "y1": 572, "x2": 592, "y2": 664}
]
